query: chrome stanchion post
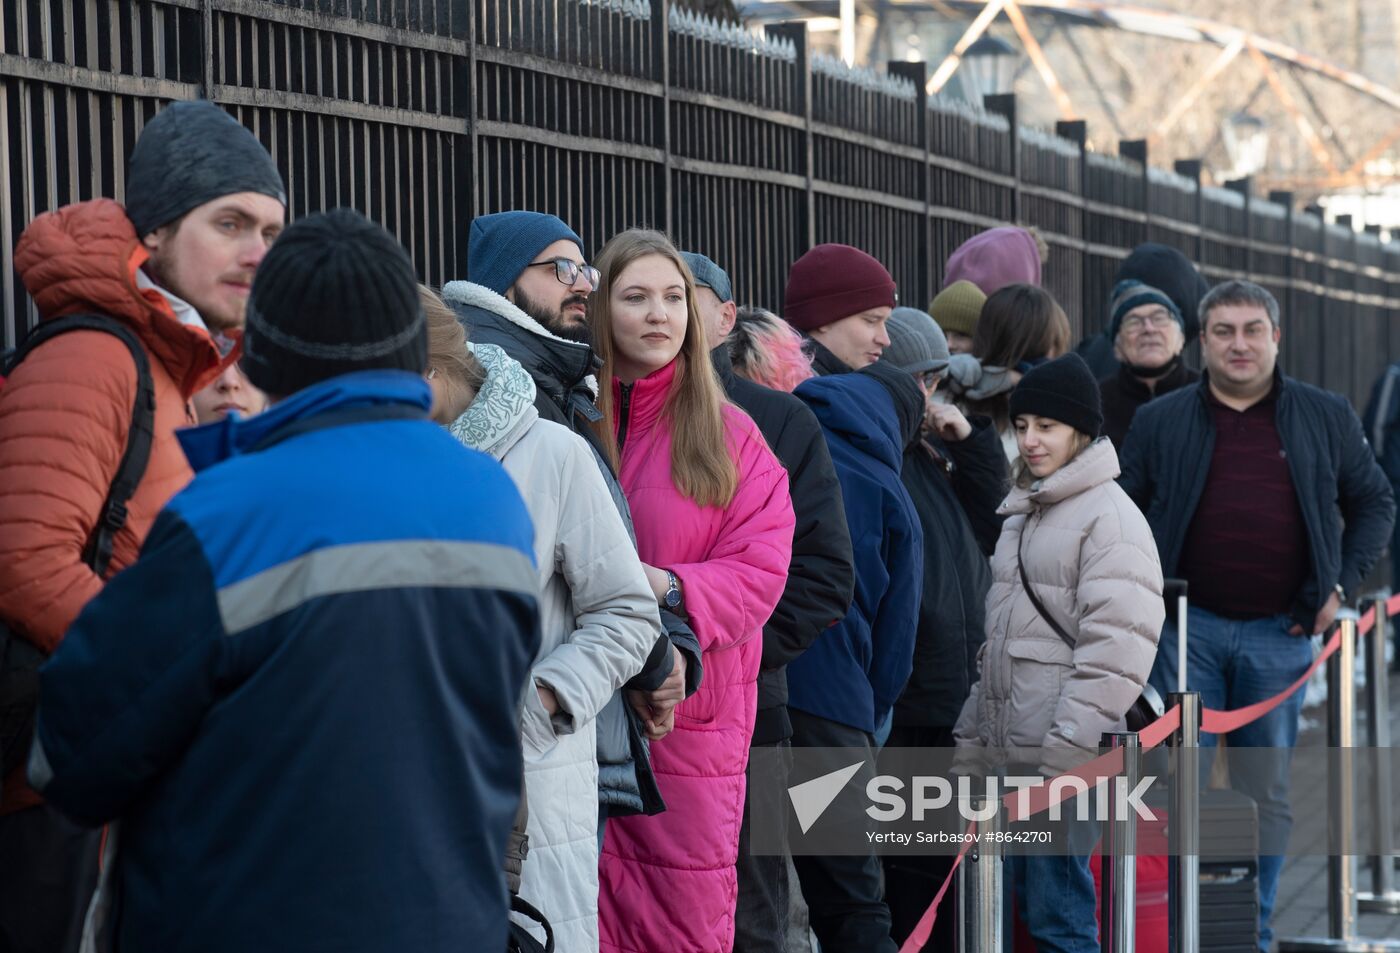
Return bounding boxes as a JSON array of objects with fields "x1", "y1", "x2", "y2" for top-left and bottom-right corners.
[
  {"x1": 1101, "y1": 733, "x2": 1140, "y2": 953},
  {"x1": 1279, "y1": 610, "x2": 1400, "y2": 950},
  {"x1": 1167, "y1": 692, "x2": 1200, "y2": 953},
  {"x1": 958, "y1": 795, "x2": 1003, "y2": 953},
  {"x1": 1358, "y1": 594, "x2": 1400, "y2": 914}
]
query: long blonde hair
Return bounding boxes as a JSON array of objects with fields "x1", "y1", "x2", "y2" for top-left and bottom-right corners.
[
  {"x1": 590, "y1": 229, "x2": 739, "y2": 508},
  {"x1": 420, "y1": 285, "x2": 486, "y2": 425}
]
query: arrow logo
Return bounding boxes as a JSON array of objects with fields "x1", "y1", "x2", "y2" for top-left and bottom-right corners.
[{"x1": 788, "y1": 761, "x2": 864, "y2": 834}]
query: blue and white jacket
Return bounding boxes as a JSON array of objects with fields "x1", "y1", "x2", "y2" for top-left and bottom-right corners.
[{"x1": 29, "y1": 371, "x2": 541, "y2": 953}]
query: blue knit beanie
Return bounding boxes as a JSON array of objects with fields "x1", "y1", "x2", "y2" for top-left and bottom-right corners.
[{"x1": 468, "y1": 211, "x2": 585, "y2": 295}]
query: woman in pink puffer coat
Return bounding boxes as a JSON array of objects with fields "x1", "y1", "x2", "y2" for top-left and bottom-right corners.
[{"x1": 591, "y1": 230, "x2": 794, "y2": 953}]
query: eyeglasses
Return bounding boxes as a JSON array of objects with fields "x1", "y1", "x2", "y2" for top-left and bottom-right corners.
[
  {"x1": 526, "y1": 258, "x2": 601, "y2": 289},
  {"x1": 919, "y1": 370, "x2": 943, "y2": 390},
  {"x1": 1120, "y1": 310, "x2": 1177, "y2": 335}
]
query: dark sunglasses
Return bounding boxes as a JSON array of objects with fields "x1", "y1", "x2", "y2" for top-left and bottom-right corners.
[{"x1": 526, "y1": 257, "x2": 601, "y2": 288}]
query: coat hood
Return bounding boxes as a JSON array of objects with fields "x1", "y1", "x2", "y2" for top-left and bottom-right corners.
[
  {"x1": 796, "y1": 370, "x2": 909, "y2": 471},
  {"x1": 447, "y1": 343, "x2": 539, "y2": 459},
  {"x1": 441, "y1": 280, "x2": 598, "y2": 398},
  {"x1": 177, "y1": 370, "x2": 433, "y2": 472},
  {"x1": 13, "y1": 198, "x2": 225, "y2": 398},
  {"x1": 999, "y1": 436, "x2": 1120, "y2": 514}
]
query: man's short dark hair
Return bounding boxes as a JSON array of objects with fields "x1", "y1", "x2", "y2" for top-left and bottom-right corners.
[{"x1": 1199, "y1": 279, "x2": 1280, "y2": 331}]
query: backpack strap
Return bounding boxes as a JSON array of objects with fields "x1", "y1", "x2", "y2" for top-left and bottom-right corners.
[{"x1": 6, "y1": 315, "x2": 155, "y2": 578}]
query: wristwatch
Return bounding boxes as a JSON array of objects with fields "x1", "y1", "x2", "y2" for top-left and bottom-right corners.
[
  {"x1": 1335, "y1": 583, "x2": 1347, "y2": 604},
  {"x1": 663, "y1": 569, "x2": 684, "y2": 612}
]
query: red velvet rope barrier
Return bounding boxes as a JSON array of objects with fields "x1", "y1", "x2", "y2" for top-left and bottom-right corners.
[{"x1": 897, "y1": 596, "x2": 1399, "y2": 952}]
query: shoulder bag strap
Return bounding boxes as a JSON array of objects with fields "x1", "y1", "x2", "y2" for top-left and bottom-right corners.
[{"x1": 1016, "y1": 528, "x2": 1076, "y2": 652}]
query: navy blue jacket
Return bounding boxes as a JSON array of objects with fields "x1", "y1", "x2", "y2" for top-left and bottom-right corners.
[
  {"x1": 786, "y1": 368, "x2": 923, "y2": 734},
  {"x1": 1120, "y1": 370, "x2": 1394, "y2": 627},
  {"x1": 30, "y1": 371, "x2": 541, "y2": 953}
]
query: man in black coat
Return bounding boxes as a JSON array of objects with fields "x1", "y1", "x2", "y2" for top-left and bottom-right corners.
[
  {"x1": 875, "y1": 307, "x2": 1007, "y2": 951},
  {"x1": 1120, "y1": 280, "x2": 1394, "y2": 951},
  {"x1": 1077, "y1": 242, "x2": 1210, "y2": 381},
  {"x1": 683, "y1": 252, "x2": 856, "y2": 953},
  {"x1": 1096, "y1": 246, "x2": 1210, "y2": 447}
]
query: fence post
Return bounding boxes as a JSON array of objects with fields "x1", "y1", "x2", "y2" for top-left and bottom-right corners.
[
  {"x1": 1167, "y1": 692, "x2": 1201, "y2": 953},
  {"x1": 765, "y1": 22, "x2": 814, "y2": 254},
  {"x1": 1337, "y1": 214, "x2": 1359, "y2": 400},
  {"x1": 1101, "y1": 732, "x2": 1140, "y2": 953},
  {"x1": 985, "y1": 94, "x2": 1019, "y2": 224},
  {"x1": 455, "y1": 0, "x2": 478, "y2": 278},
  {"x1": 648, "y1": 0, "x2": 673, "y2": 235},
  {"x1": 1120, "y1": 139, "x2": 1148, "y2": 248},
  {"x1": 1271, "y1": 190, "x2": 1296, "y2": 350},
  {"x1": 1226, "y1": 175, "x2": 1253, "y2": 280},
  {"x1": 889, "y1": 60, "x2": 929, "y2": 307},
  {"x1": 200, "y1": 0, "x2": 215, "y2": 98},
  {"x1": 1357, "y1": 594, "x2": 1400, "y2": 914},
  {"x1": 1057, "y1": 119, "x2": 1091, "y2": 336},
  {"x1": 958, "y1": 795, "x2": 1004, "y2": 953},
  {"x1": 1174, "y1": 159, "x2": 1204, "y2": 266}
]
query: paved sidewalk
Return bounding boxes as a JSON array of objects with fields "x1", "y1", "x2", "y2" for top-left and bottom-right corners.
[{"x1": 1269, "y1": 668, "x2": 1400, "y2": 947}]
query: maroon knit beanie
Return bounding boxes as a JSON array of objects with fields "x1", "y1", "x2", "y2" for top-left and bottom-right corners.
[{"x1": 783, "y1": 244, "x2": 898, "y2": 332}]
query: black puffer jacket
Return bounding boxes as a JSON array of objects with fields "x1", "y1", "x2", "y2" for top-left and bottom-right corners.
[
  {"x1": 894, "y1": 417, "x2": 1006, "y2": 729},
  {"x1": 1120, "y1": 370, "x2": 1395, "y2": 628},
  {"x1": 712, "y1": 347, "x2": 855, "y2": 744}
]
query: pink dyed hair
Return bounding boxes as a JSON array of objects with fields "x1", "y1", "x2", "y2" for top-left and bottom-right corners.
[{"x1": 728, "y1": 307, "x2": 815, "y2": 393}]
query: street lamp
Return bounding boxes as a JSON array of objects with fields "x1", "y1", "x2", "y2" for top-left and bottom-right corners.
[
  {"x1": 961, "y1": 34, "x2": 1018, "y2": 103},
  {"x1": 1222, "y1": 112, "x2": 1269, "y2": 178}
]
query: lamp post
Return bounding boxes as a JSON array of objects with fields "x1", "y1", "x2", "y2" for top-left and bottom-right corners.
[
  {"x1": 1222, "y1": 112, "x2": 1269, "y2": 178},
  {"x1": 961, "y1": 34, "x2": 1018, "y2": 102}
]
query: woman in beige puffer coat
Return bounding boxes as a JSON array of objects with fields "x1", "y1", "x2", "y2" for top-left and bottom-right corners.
[{"x1": 954, "y1": 352, "x2": 1163, "y2": 953}]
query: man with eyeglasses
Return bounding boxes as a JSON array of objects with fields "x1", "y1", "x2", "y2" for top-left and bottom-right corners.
[
  {"x1": 1119, "y1": 279, "x2": 1394, "y2": 952},
  {"x1": 1097, "y1": 278, "x2": 1199, "y2": 448},
  {"x1": 443, "y1": 211, "x2": 699, "y2": 850}
]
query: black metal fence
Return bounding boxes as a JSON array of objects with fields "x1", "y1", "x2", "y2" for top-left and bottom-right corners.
[{"x1": 5, "y1": 0, "x2": 1399, "y2": 407}]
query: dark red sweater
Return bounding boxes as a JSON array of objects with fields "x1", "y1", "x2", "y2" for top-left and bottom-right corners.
[{"x1": 1178, "y1": 385, "x2": 1310, "y2": 619}]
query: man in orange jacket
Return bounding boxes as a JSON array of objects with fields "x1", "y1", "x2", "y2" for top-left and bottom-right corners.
[{"x1": 0, "y1": 99, "x2": 286, "y2": 953}]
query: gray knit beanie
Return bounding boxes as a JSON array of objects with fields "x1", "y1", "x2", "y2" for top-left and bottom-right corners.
[
  {"x1": 125, "y1": 100, "x2": 286, "y2": 237},
  {"x1": 882, "y1": 307, "x2": 951, "y2": 377}
]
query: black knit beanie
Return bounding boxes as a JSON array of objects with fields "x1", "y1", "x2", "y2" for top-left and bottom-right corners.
[
  {"x1": 241, "y1": 208, "x2": 427, "y2": 397},
  {"x1": 1114, "y1": 243, "x2": 1210, "y2": 339},
  {"x1": 1008, "y1": 353, "x2": 1103, "y2": 438},
  {"x1": 125, "y1": 100, "x2": 286, "y2": 237}
]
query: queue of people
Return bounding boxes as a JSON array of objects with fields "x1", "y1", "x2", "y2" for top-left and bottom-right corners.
[{"x1": 0, "y1": 102, "x2": 1394, "y2": 953}]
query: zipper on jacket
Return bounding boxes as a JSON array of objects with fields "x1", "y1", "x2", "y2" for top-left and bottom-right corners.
[{"x1": 616, "y1": 382, "x2": 634, "y2": 458}]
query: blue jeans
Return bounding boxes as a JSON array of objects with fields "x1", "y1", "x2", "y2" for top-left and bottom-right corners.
[
  {"x1": 1007, "y1": 804, "x2": 1101, "y2": 953},
  {"x1": 1148, "y1": 606, "x2": 1313, "y2": 953}
]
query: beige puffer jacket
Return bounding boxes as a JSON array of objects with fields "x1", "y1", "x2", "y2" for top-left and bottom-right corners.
[{"x1": 954, "y1": 438, "x2": 1163, "y2": 775}]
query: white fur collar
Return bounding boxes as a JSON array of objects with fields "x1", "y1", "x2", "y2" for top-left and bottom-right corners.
[{"x1": 440, "y1": 280, "x2": 599, "y2": 397}]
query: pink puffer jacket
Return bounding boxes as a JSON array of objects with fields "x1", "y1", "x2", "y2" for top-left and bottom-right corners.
[{"x1": 598, "y1": 359, "x2": 794, "y2": 953}]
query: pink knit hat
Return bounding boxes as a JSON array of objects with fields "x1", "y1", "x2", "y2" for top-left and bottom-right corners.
[
  {"x1": 944, "y1": 227, "x2": 1042, "y2": 295},
  {"x1": 783, "y1": 243, "x2": 897, "y2": 332}
]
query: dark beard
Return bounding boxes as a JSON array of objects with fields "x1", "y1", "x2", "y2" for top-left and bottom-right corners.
[{"x1": 512, "y1": 285, "x2": 592, "y2": 345}]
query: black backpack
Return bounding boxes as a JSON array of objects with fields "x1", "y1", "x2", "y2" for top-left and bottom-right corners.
[{"x1": 0, "y1": 314, "x2": 155, "y2": 786}]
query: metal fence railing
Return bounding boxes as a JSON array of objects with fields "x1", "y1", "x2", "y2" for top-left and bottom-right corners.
[{"x1": 5, "y1": 0, "x2": 1399, "y2": 408}]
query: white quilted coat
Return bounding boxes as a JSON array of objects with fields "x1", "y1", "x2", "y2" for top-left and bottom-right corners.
[
  {"x1": 954, "y1": 438, "x2": 1164, "y2": 776},
  {"x1": 449, "y1": 343, "x2": 661, "y2": 952}
]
